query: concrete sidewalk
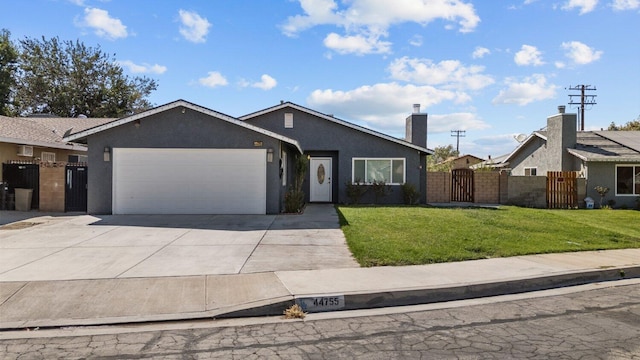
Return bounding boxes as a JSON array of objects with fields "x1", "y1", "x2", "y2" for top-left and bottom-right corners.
[{"x1": 1, "y1": 248, "x2": 639, "y2": 330}]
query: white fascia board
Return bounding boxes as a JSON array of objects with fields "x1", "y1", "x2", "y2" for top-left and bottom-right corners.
[
  {"x1": 63, "y1": 100, "x2": 303, "y2": 153},
  {"x1": 240, "y1": 102, "x2": 433, "y2": 155},
  {"x1": 0, "y1": 136, "x2": 87, "y2": 151}
]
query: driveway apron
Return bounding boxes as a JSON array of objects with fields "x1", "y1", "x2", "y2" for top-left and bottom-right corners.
[{"x1": 0, "y1": 205, "x2": 358, "y2": 282}]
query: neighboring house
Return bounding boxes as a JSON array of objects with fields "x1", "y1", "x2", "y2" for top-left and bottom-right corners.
[
  {"x1": 437, "y1": 154, "x2": 485, "y2": 170},
  {"x1": 487, "y1": 106, "x2": 640, "y2": 208},
  {"x1": 1, "y1": 115, "x2": 114, "y2": 210},
  {"x1": 241, "y1": 101, "x2": 431, "y2": 206},
  {"x1": 0, "y1": 115, "x2": 114, "y2": 177},
  {"x1": 471, "y1": 153, "x2": 510, "y2": 172},
  {"x1": 64, "y1": 99, "x2": 432, "y2": 215}
]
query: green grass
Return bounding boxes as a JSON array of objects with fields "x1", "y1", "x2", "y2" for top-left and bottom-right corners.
[{"x1": 337, "y1": 206, "x2": 640, "y2": 267}]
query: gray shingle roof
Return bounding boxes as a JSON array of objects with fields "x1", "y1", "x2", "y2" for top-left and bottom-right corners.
[
  {"x1": 568, "y1": 131, "x2": 640, "y2": 162},
  {"x1": 0, "y1": 116, "x2": 115, "y2": 150}
]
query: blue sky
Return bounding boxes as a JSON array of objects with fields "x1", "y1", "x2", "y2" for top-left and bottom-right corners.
[{"x1": 2, "y1": 0, "x2": 639, "y2": 157}]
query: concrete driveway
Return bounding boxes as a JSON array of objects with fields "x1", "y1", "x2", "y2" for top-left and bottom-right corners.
[{"x1": 0, "y1": 205, "x2": 358, "y2": 282}]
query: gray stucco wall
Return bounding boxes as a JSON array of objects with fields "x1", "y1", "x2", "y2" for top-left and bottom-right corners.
[
  {"x1": 585, "y1": 161, "x2": 639, "y2": 209},
  {"x1": 510, "y1": 136, "x2": 583, "y2": 176},
  {"x1": 244, "y1": 107, "x2": 427, "y2": 204},
  {"x1": 86, "y1": 106, "x2": 293, "y2": 214}
]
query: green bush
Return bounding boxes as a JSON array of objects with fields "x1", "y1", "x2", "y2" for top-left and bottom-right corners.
[
  {"x1": 345, "y1": 179, "x2": 368, "y2": 204},
  {"x1": 401, "y1": 183, "x2": 420, "y2": 205},
  {"x1": 284, "y1": 188, "x2": 305, "y2": 213},
  {"x1": 284, "y1": 154, "x2": 308, "y2": 213},
  {"x1": 371, "y1": 180, "x2": 392, "y2": 204}
]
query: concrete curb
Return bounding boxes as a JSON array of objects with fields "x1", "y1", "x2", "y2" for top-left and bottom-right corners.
[{"x1": 1, "y1": 265, "x2": 638, "y2": 331}]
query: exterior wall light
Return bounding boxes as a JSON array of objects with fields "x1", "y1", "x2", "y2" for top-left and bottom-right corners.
[
  {"x1": 103, "y1": 147, "x2": 111, "y2": 162},
  {"x1": 267, "y1": 148, "x2": 274, "y2": 163}
]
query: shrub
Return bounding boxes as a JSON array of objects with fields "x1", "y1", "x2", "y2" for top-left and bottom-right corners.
[
  {"x1": 345, "y1": 179, "x2": 368, "y2": 204},
  {"x1": 371, "y1": 180, "x2": 392, "y2": 204},
  {"x1": 401, "y1": 183, "x2": 420, "y2": 205},
  {"x1": 594, "y1": 186, "x2": 609, "y2": 208},
  {"x1": 284, "y1": 188, "x2": 304, "y2": 213},
  {"x1": 284, "y1": 154, "x2": 309, "y2": 213}
]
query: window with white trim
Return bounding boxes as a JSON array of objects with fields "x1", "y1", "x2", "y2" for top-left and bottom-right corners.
[
  {"x1": 616, "y1": 165, "x2": 640, "y2": 195},
  {"x1": 41, "y1": 151, "x2": 56, "y2": 162},
  {"x1": 352, "y1": 158, "x2": 405, "y2": 184},
  {"x1": 524, "y1": 167, "x2": 537, "y2": 176}
]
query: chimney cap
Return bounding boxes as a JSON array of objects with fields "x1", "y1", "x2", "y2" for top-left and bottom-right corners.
[
  {"x1": 558, "y1": 105, "x2": 566, "y2": 114},
  {"x1": 412, "y1": 104, "x2": 421, "y2": 114}
]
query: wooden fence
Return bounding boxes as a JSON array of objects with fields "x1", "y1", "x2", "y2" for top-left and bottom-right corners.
[{"x1": 546, "y1": 171, "x2": 578, "y2": 209}]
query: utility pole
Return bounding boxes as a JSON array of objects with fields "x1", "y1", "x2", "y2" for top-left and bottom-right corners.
[
  {"x1": 450, "y1": 130, "x2": 466, "y2": 154},
  {"x1": 568, "y1": 85, "x2": 597, "y2": 131}
]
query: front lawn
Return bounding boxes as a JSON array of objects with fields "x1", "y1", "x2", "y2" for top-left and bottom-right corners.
[{"x1": 337, "y1": 206, "x2": 640, "y2": 267}]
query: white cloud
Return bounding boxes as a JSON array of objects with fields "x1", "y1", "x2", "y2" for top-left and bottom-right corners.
[
  {"x1": 472, "y1": 46, "x2": 490, "y2": 59},
  {"x1": 492, "y1": 74, "x2": 558, "y2": 106},
  {"x1": 428, "y1": 113, "x2": 490, "y2": 133},
  {"x1": 555, "y1": 61, "x2": 567, "y2": 69},
  {"x1": 561, "y1": 41, "x2": 603, "y2": 64},
  {"x1": 78, "y1": 8, "x2": 128, "y2": 40},
  {"x1": 466, "y1": 133, "x2": 519, "y2": 159},
  {"x1": 251, "y1": 74, "x2": 278, "y2": 90},
  {"x1": 562, "y1": 0, "x2": 598, "y2": 14},
  {"x1": 388, "y1": 57, "x2": 494, "y2": 91},
  {"x1": 307, "y1": 82, "x2": 475, "y2": 133},
  {"x1": 178, "y1": 9, "x2": 211, "y2": 43},
  {"x1": 323, "y1": 32, "x2": 392, "y2": 55},
  {"x1": 409, "y1": 35, "x2": 423, "y2": 47},
  {"x1": 118, "y1": 60, "x2": 167, "y2": 74},
  {"x1": 198, "y1": 71, "x2": 228, "y2": 88},
  {"x1": 612, "y1": 0, "x2": 640, "y2": 10},
  {"x1": 282, "y1": 0, "x2": 480, "y2": 54},
  {"x1": 514, "y1": 45, "x2": 545, "y2": 66}
]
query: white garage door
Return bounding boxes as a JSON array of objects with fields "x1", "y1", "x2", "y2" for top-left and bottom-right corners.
[{"x1": 113, "y1": 148, "x2": 267, "y2": 214}]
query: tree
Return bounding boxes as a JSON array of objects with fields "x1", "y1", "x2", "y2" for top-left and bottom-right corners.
[
  {"x1": 0, "y1": 29, "x2": 19, "y2": 116},
  {"x1": 608, "y1": 116, "x2": 640, "y2": 131},
  {"x1": 427, "y1": 144, "x2": 460, "y2": 171},
  {"x1": 13, "y1": 36, "x2": 157, "y2": 117}
]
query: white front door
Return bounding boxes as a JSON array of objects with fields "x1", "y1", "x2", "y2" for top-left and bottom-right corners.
[{"x1": 310, "y1": 157, "x2": 332, "y2": 202}]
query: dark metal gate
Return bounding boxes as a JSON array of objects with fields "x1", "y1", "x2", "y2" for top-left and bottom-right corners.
[
  {"x1": 451, "y1": 168, "x2": 474, "y2": 202},
  {"x1": 65, "y1": 164, "x2": 88, "y2": 212},
  {"x1": 2, "y1": 162, "x2": 39, "y2": 209}
]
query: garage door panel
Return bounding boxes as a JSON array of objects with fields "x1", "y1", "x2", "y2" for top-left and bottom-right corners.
[{"x1": 113, "y1": 148, "x2": 266, "y2": 214}]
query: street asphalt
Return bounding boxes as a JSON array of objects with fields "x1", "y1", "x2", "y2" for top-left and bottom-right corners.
[{"x1": 0, "y1": 205, "x2": 639, "y2": 331}]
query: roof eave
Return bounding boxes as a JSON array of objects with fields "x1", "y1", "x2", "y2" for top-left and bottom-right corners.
[
  {"x1": 62, "y1": 100, "x2": 303, "y2": 152},
  {"x1": 240, "y1": 102, "x2": 433, "y2": 155},
  {"x1": 0, "y1": 136, "x2": 87, "y2": 151}
]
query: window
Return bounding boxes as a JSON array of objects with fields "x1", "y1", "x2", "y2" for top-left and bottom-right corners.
[
  {"x1": 524, "y1": 167, "x2": 537, "y2": 176},
  {"x1": 616, "y1": 165, "x2": 640, "y2": 195},
  {"x1": 352, "y1": 158, "x2": 405, "y2": 184},
  {"x1": 284, "y1": 113, "x2": 293, "y2": 128},
  {"x1": 41, "y1": 152, "x2": 55, "y2": 162}
]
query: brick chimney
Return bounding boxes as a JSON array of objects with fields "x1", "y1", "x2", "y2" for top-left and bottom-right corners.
[
  {"x1": 547, "y1": 105, "x2": 577, "y2": 171},
  {"x1": 406, "y1": 104, "x2": 428, "y2": 148}
]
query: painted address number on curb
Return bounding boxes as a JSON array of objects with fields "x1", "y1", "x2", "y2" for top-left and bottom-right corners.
[{"x1": 296, "y1": 295, "x2": 345, "y2": 312}]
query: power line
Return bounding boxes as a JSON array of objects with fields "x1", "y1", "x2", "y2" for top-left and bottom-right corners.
[
  {"x1": 567, "y1": 85, "x2": 597, "y2": 131},
  {"x1": 450, "y1": 130, "x2": 466, "y2": 153}
]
